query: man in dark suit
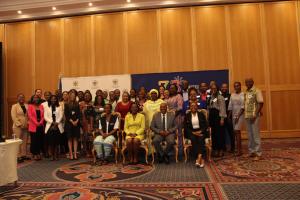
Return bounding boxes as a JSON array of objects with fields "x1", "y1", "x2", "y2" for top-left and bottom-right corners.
[{"x1": 151, "y1": 103, "x2": 177, "y2": 164}]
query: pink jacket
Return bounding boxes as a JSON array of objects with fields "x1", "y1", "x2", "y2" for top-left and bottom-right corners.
[{"x1": 28, "y1": 104, "x2": 44, "y2": 133}]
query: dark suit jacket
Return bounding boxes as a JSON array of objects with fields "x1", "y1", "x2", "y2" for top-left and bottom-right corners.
[
  {"x1": 64, "y1": 102, "x2": 81, "y2": 133},
  {"x1": 150, "y1": 111, "x2": 177, "y2": 134},
  {"x1": 184, "y1": 111, "x2": 208, "y2": 139}
]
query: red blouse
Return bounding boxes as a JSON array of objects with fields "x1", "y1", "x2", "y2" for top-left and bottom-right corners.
[
  {"x1": 115, "y1": 101, "x2": 132, "y2": 130},
  {"x1": 115, "y1": 101, "x2": 132, "y2": 119}
]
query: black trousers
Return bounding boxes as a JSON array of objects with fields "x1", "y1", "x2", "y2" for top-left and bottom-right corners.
[
  {"x1": 30, "y1": 126, "x2": 44, "y2": 155},
  {"x1": 209, "y1": 108, "x2": 226, "y2": 151},
  {"x1": 46, "y1": 127, "x2": 60, "y2": 146},
  {"x1": 224, "y1": 118, "x2": 235, "y2": 151},
  {"x1": 152, "y1": 134, "x2": 175, "y2": 157},
  {"x1": 60, "y1": 132, "x2": 69, "y2": 153},
  {"x1": 189, "y1": 130, "x2": 206, "y2": 159}
]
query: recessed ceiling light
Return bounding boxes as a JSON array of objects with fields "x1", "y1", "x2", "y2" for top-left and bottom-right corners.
[
  {"x1": 127, "y1": 0, "x2": 131, "y2": 3},
  {"x1": 88, "y1": 2, "x2": 93, "y2": 6},
  {"x1": 52, "y1": 6, "x2": 57, "y2": 11},
  {"x1": 163, "y1": 1, "x2": 176, "y2": 5},
  {"x1": 17, "y1": 10, "x2": 22, "y2": 14}
]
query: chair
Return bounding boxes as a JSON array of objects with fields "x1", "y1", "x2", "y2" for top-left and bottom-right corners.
[
  {"x1": 175, "y1": 109, "x2": 212, "y2": 162},
  {"x1": 92, "y1": 112, "x2": 121, "y2": 164},
  {"x1": 121, "y1": 129, "x2": 154, "y2": 165},
  {"x1": 175, "y1": 128, "x2": 191, "y2": 163}
]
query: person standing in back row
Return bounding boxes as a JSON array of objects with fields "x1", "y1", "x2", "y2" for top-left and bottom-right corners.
[
  {"x1": 244, "y1": 78, "x2": 264, "y2": 161},
  {"x1": 220, "y1": 83, "x2": 235, "y2": 153},
  {"x1": 28, "y1": 95, "x2": 44, "y2": 161},
  {"x1": 11, "y1": 93, "x2": 30, "y2": 163},
  {"x1": 228, "y1": 82, "x2": 244, "y2": 156},
  {"x1": 207, "y1": 84, "x2": 226, "y2": 157}
]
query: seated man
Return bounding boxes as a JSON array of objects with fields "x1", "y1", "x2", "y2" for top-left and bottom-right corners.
[
  {"x1": 93, "y1": 104, "x2": 119, "y2": 164},
  {"x1": 151, "y1": 103, "x2": 177, "y2": 164}
]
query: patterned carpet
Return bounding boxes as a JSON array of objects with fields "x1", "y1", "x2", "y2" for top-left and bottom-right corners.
[
  {"x1": 222, "y1": 183, "x2": 300, "y2": 200},
  {"x1": 0, "y1": 138, "x2": 300, "y2": 199},
  {"x1": 0, "y1": 183, "x2": 222, "y2": 200},
  {"x1": 210, "y1": 148, "x2": 300, "y2": 182}
]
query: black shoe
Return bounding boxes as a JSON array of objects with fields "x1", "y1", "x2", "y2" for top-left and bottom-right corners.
[
  {"x1": 23, "y1": 156, "x2": 31, "y2": 160},
  {"x1": 164, "y1": 155, "x2": 170, "y2": 164},
  {"x1": 17, "y1": 157, "x2": 24, "y2": 163},
  {"x1": 157, "y1": 155, "x2": 164, "y2": 164}
]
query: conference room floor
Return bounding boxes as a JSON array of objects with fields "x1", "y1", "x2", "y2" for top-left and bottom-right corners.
[{"x1": 0, "y1": 138, "x2": 299, "y2": 200}]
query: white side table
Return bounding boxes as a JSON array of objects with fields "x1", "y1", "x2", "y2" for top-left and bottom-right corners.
[{"x1": 0, "y1": 139, "x2": 22, "y2": 186}]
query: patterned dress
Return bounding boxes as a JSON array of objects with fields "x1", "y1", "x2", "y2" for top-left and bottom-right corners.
[{"x1": 228, "y1": 92, "x2": 244, "y2": 130}]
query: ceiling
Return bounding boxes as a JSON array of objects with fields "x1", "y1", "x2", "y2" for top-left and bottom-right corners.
[{"x1": 0, "y1": 0, "x2": 278, "y2": 23}]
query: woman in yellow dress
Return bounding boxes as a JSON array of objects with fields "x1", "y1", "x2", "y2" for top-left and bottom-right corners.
[
  {"x1": 142, "y1": 89, "x2": 164, "y2": 129},
  {"x1": 124, "y1": 103, "x2": 145, "y2": 164}
]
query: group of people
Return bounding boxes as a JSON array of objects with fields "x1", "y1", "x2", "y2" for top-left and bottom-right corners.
[{"x1": 11, "y1": 78, "x2": 264, "y2": 168}]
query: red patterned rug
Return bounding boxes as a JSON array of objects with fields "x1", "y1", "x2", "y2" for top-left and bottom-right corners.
[
  {"x1": 0, "y1": 182, "x2": 223, "y2": 200},
  {"x1": 54, "y1": 161, "x2": 154, "y2": 183},
  {"x1": 209, "y1": 148, "x2": 300, "y2": 183}
]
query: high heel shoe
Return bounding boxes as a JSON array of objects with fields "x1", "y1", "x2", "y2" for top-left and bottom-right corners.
[{"x1": 199, "y1": 159, "x2": 205, "y2": 168}]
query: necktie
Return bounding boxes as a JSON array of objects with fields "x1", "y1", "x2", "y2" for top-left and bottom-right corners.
[{"x1": 162, "y1": 114, "x2": 166, "y2": 131}]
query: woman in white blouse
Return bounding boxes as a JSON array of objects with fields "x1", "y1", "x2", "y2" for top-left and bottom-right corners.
[
  {"x1": 184, "y1": 102, "x2": 208, "y2": 167},
  {"x1": 44, "y1": 95, "x2": 64, "y2": 161}
]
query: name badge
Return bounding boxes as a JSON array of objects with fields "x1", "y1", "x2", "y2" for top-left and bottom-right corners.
[
  {"x1": 224, "y1": 97, "x2": 228, "y2": 101},
  {"x1": 213, "y1": 98, "x2": 217, "y2": 103}
]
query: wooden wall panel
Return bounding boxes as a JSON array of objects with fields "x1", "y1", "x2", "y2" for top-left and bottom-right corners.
[
  {"x1": 260, "y1": 91, "x2": 268, "y2": 131},
  {"x1": 160, "y1": 8, "x2": 193, "y2": 71},
  {"x1": 94, "y1": 13, "x2": 125, "y2": 75},
  {"x1": 35, "y1": 19, "x2": 62, "y2": 92},
  {"x1": 127, "y1": 10, "x2": 160, "y2": 73},
  {"x1": 0, "y1": 24, "x2": 5, "y2": 134},
  {"x1": 64, "y1": 16, "x2": 93, "y2": 77},
  {"x1": 6, "y1": 22, "x2": 34, "y2": 98},
  {"x1": 264, "y1": 1, "x2": 300, "y2": 85},
  {"x1": 271, "y1": 90, "x2": 300, "y2": 130},
  {"x1": 194, "y1": 6, "x2": 228, "y2": 70},
  {"x1": 0, "y1": 24, "x2": 4, "y2": 42},
  {"x1": 229, "y1": 4, "x2": 265, "y2": 85}
]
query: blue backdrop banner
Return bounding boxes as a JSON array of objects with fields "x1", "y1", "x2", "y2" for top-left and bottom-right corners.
[{"x1": 131, "y1": 70, "x2": 229, "y2": 91}]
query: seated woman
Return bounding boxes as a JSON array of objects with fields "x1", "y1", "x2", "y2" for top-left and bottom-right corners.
[
  {"x1": 184, "y1": 102, "x2": 208, "y2": 168},
  {"x1": 93, "y1": 104, "x2": 119, "y2": 164},
  {"x1": 124, "y1": 103, "x2": 145, "y2": 164}
]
